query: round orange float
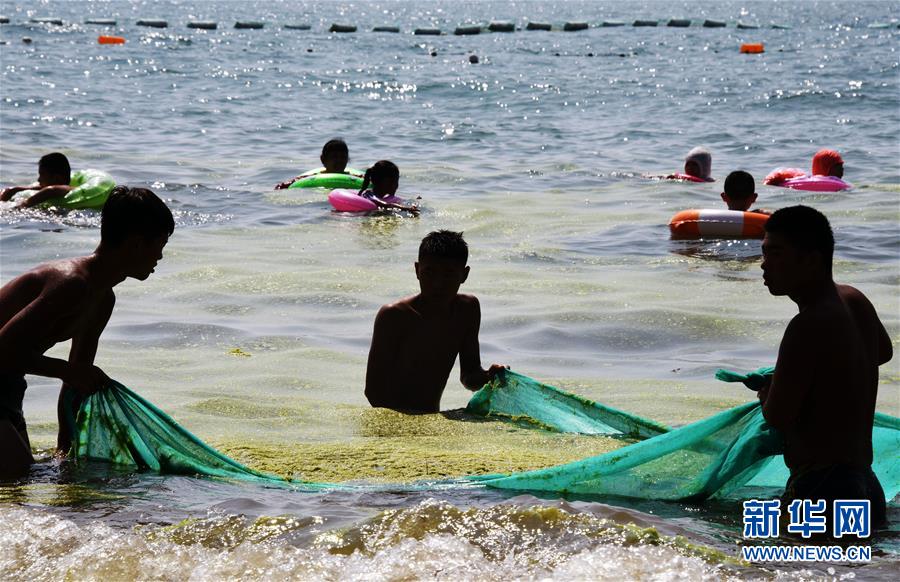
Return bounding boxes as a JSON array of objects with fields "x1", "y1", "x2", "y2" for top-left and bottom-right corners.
[{"x1": 669, "y1": 209, "x2": 769, "y2": 239}]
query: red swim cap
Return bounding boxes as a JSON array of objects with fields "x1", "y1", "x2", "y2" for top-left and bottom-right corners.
[{"x1": 811, "y1": 149, "x2": 844, "y2": 176}]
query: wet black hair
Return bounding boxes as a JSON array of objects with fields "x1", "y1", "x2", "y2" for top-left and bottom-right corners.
[
  {"x1": 765, "y1": 205, "x2": 834, "y2": 265},
  {"x1": 321, "y1": 138, "x2": 348, "y2": 159},
  {"x1": 357, "y1": 160, "x2": 399, "y2": 195},
  {"x1": 101, "y1": 186, "x2": 175, "y2": 247},
  {"x1": 724, "y1": 170, "x2": 755, "y2": 199},
  {"x1": 418, "y1": 230, "x2": 468, "y2": 264},
  {"x1": 39, "y1": 152, "x2": 71, "y2": 179}
]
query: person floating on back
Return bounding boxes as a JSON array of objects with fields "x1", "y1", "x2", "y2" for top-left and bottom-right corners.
[
  {"x1": 365, "y1": 230, "x2": 506, "y2": 412},
  {"x1": 0, "y1": 186, "x2": 174, "y2": 480},
  {"x1": 764, "y1": 149, "x2": 850, "y2": 191},
  {"x1": 758, "y1": 205, "x2": 892, "y2": 528},
  {"x1": 355, "y1": 160, "x2": 420, "y2": 215},
  {"x1": 0, "y1": 152, "x2": 73, "y2": 208},
  {"x1": 274, "y1": 138, "x2": 361, "y2": 189},
  {"x1": 721, "y1": 170, "x2": 770, "y2": 214},
  {"x1": 668, "y1": 147, "x2": 715, "y2": 182}
]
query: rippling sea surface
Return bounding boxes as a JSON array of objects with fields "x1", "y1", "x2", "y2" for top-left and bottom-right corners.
[{"x1": 1, "y1": 1, "x2": 898, "y2": 579}]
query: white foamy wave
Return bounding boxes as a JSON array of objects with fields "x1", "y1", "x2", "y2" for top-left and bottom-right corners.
[{"x1": 0, "y1": 506, "x2": 738, "y2": 581}]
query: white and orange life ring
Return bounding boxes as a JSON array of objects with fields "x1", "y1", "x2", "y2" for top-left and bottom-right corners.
[{"x1": 669, "y1": 209, "x2": 769, "y2": 239}]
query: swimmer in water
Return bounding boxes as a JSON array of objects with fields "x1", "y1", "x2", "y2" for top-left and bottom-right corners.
[
  {"x1": 667, "y1": 147, "x2": 714, "y2": 182},
  {"x1": 721, "y1": 170, "x2": 771, "y2": 214},
  {"x1": 764, "y1": 148, "x2": 845, "y2": 186},
  {"x1": 0, "y1": 152, "x2": 73, "y2": 208},
  {"x1": 274, "y1": 138, "x2": 356, "y2": 190},
  {"x1": 356, "y1": 160, "x2": 420, "y2": 215}
]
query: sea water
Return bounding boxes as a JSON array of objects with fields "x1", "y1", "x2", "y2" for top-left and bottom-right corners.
[{"x1": 0, "y1": 1, "x2": 898, "y2": 579}]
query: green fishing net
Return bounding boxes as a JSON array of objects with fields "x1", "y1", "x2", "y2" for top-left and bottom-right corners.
[
  {"x1": 466, "y1": 370, "x2": 669, "y2": 438},
  {"x1": 72, "y1": 371, "x2": 898, "y2": 504},
  {"x1": 75, "y1": 380, "x2": 286, "y2": 484},
  {"x1": 470, "y1": 369, "x2": 899, "y2": 503}
]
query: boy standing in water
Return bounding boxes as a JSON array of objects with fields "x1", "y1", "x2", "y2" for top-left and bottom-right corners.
[
  {"x1": 721, "y1": 170, "x2": 770, "y2": 214},
  {"x1": 758, "y1": 205, "x2": 892, "y2": 526},
  {"x1": 365, "y1": 230, "x2": 506, "y2": 412},
  {"x1": 0, "y1": 187, "x2": 174, "y2": 479},
  {"x1": 0, "y1": 152, "x2": 73, "y2": 208}
]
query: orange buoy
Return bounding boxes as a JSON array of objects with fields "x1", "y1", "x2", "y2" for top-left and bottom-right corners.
[
  {"x1": 669, "y1": 209, "x2": 769, "y2": 239},
  {"x1": 98, "y1": 35, "x2": 125, "y2": 45},
  {"x1": 740, "y1": 43, "x2": 764, "y2": 54}
]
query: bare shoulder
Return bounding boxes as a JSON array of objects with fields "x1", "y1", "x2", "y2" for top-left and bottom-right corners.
[
  {"x1": 39, "y1": 259, "x2": 92, "y2": 298},
  {"x1": 454, "y1": 293, "x2": 481, "y2": 319},
  {"x1": 377, "y1": 295, "x2": 418, "y2": 320},
  {"x1": 836, "y1": 284, "x2": 874, "y2": 309},
  {"x1": 784, "y1": 308, "x2": 825, "y2": 338},
  {"x1": 454, "y1": 293, "x2": 480, "y2": 309}
]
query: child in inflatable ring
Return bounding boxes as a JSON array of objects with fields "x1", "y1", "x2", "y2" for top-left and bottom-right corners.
[
  {"x1": 274, "y1": 138, "x2": 357, "y2": 190},
  {"x1": 0, "y1": 152, "x2": 74, "y2": 208}
]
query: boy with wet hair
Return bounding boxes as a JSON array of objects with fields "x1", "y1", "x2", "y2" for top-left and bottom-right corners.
[
  {"x1": 0, "y1": 152, "x2": 74, "y2": 208},
  {"x1": 759, "y1": 205, "x2": 892, "y2": 526},
  {"x1": 721, "y1": 170, "x2": 770, "y2": 214},
  {"x1": 0, "y1": 186, "x2": 174, "y2": 479},
  {"x1": 365, "y1": 230, "x2": 506, "y2": 412}
]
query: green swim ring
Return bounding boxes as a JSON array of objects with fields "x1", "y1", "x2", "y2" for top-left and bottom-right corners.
[
  {"x1": 62, "y1": 169, "x2": 116, "y2": 209},
  {"x1": 13, "y1": 169, "x2": 116, "y2": 210},
  {"x1": 287, "y1": 167, "x2": 365, "y2": 190}
]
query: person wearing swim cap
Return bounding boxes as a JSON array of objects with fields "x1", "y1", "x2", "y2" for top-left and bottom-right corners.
[
  {"x1": 811, "y1": 149, "x2": 844, "y2": 178},
  {"x1": 764, "y1": 148, "x2": 846, "y2": 186},
  {"x1": 667, "y1": 147, "x2": 715, "y2": 182},
  {"x1": 0, "y1": 152, "x2": 74, "y2": 208}
]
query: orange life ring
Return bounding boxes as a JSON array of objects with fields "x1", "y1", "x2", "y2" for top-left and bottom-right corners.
[{"x1": 669, "y1": 209, "x2": 769, "y2": 239}]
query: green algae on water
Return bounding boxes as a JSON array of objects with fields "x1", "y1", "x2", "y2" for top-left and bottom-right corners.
[{"x1": 215, "y1": 417, "x2": 625, "y2": 483}]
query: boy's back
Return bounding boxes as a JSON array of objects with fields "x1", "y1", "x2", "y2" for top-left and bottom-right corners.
[{"x1": 365, "y1": 231, "x2": 505, "y2": 413}]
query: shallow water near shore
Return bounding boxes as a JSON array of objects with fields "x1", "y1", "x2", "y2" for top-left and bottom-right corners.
[{"x1": 1, "y1": 0, "x2": 899, "y2": 579}]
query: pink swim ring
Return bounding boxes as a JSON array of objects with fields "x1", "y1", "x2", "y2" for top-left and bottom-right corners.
[
  {"x1": 328, "y1": 188, "x2": 404, "y2": 212},
  {"x1": 764, "y1": 168, "x2": 851, "y2": 192}
]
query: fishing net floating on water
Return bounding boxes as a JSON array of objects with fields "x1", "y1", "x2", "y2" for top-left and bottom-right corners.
[
  {"x1": 73, "y1": 371, "x2": 898, "y2": 503},
  {"x1": 470, "y1": 369, "x2": 899, "y2": 503}
]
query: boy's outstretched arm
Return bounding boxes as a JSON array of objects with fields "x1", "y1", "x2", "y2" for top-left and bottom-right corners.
[
  {"x1": 57, "y1": 290, "x2": 115, "y2": 454},
  {"x1": 17, "y1": 185, "x2": 73, "y2": 208},
  {"x1": 458, "y1": 297, "x2": 506, "y2": 391},
  {"x1": 371, "y1": 197, "x2": 419, "y2": 216},
  {"x1": 0, "y1": 184, "x2": 37, "y2": 201},
  {"x1": 365, "y1": 305, "x2": 401, "y2": 407}
]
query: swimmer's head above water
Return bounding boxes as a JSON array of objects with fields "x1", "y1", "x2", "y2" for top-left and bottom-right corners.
[
  {"x1": 721, "y1": 170, "x2": 757, "y2": 211},
  {"x1": 320, "y1": 138, "x2": 349, "y2": 174},
  {"x1": 358, "y1": 160, "x2": 400, "y2": 198},
  {"x1": 811, "y1": 149, "x2": 844, "y2": 178},
  {"x1": 684, "y1": 147, "x2": 713, "y2": 182},
  {"x1": 38, "y1": 152, "x2": 71, "y2": 188}
]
